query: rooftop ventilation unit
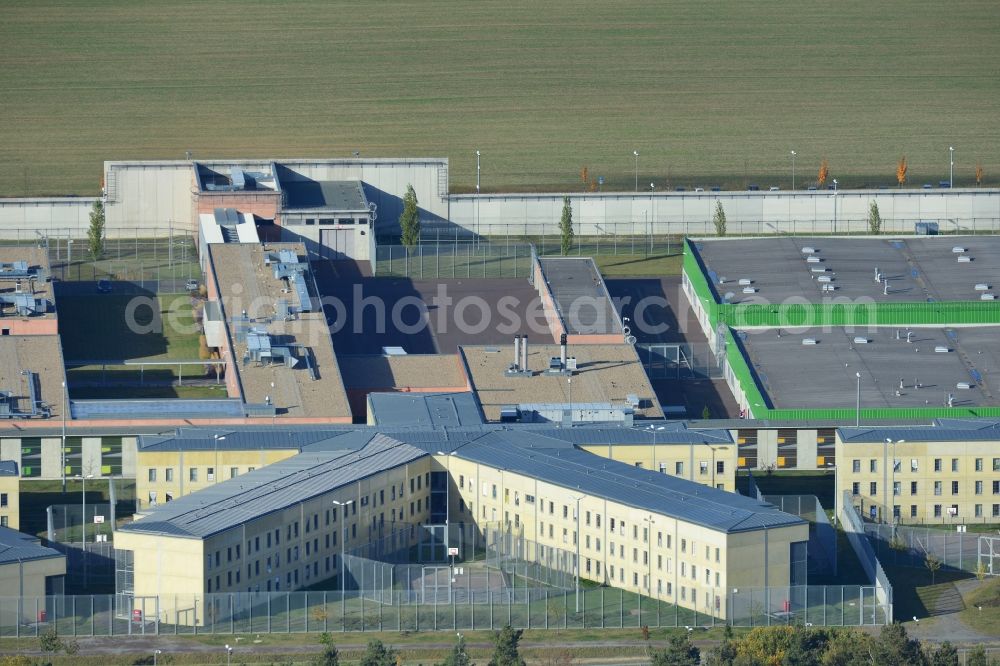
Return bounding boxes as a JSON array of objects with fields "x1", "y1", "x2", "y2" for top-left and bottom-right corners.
[
  {"x1": 957, "y1": 382, "x2": 973, "y2": 390},
  {"x1": 266, "y1": 250, "x2": 312, "y2": 313},
  {"x1": 806, "y1": 256, "x2": 821, "y2": 264},
  {"x1": 738, "y1": 278, "x2": 753, "y2": 286},
  {"x1": 952, "y1": 247, "x2": 966, "y2": 253},
  {"x1": 802, "y1": 338, "x2": 818, "y2": 345},
  {"x1": 935, "y1": 346, "x2": 950, "y2": 353},
  {"x1": 982, "y1": 293, "x2": 996, "y2": 301},
  {"x1": 975, "y1": 284, "x2": 990, "y2": 291},
  {"x1": 0, "y1": 294, "x2": 47, "y2": 316},
  {"x1": 817, "y1": 275, "x2": 833, "y2": 283},
  {"x1": 801, "y1": 247, "x2": 817, "y2": 254},
  {"x1": 853, "y1": 337, "x2": 870, "y2": 344},
  {"x1": 958, "y1": 255, "x2": 972, "y2": 263}
]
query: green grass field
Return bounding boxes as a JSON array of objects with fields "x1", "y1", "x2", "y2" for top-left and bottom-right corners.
[
  {"x1": 1, "y1": 1, "x2": 998, "y2": 196},
  {"x1": 58, "y1": 293, "x2": 200, "y2": 361}
]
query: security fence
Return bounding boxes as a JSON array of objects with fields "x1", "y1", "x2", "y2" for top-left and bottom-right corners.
[
  {"x1": 763, "y1": 495, "x2": 838, "y2": 577},
  {"x1": 840, "y1": 492, "x2": 894, "y2": 622},
  {"x1": 864, "y1": 523, "x2": 993, "y2": 575},
  {"x1": 636, "y1": 343, "x2": 724, "y2": 380},
  {"x1": 373, "y1": 243, "x2": 533, "y2": 278},
  {"x1": 436, "y1": 216, "x2": 1000, "y2": 240},
  {"x1": 729, "y1": 585, "x2": 886, "y2": 627}
]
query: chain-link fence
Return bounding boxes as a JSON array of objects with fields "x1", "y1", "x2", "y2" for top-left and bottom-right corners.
[
  {"x1": 374, "y1": 243, "x2": 533, "y2": 278},
  {"x1": 763, "y1": 495, "x2": 838, "y2": 577},
  {"x1": 47, "y1": 232, "x2": 201, "y2": 292},
  {"x1": 636, "y1": 343, "x2": 724, "y2": 380},
  {"x1": 840, "y1": 492, "x2": 894, "y2": 622},
  {"x1": 434, "y1": 216, "x2": 1000, "y2": 240},
  {"x1": 864, "y1": 523, "x2": 989, "y2": 574}
]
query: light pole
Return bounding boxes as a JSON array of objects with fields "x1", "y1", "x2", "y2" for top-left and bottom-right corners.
[
  {"x1": 224, "y1": 644, "x2": 232, "y2": 666},
  {"x1": 646, "y1": 425, "x2": 665, "y2": 473},
  {"x1": 573, "y1": 494, "x2": 584, "y2": 612},
  {"x1": 633, "y1": 150, "x2": 639, "y2": 192},
  {"x1": 949, "y1": 146, "x2": 954, "y2": 187},
  {"x1": 650, "y1": 182, "x2": 656, "y2": 254},
  {"x1": 884, "y1": 439, "x2": 905, "y2": 525},
  {"x1": 832, "y1": 186, "x2": 839, "y2": 234},
  {"x1": 78, "y1": 473, "x2": 93, "y2": 587},
  {"x1": 213, "y1": 435, "x2": 225, "y2": 484},
  {"x1": 790, "y1": 151, "x2": 796, "y2": 190},
  {"x1": 333, "y1": 499, "x2": 354, "y2": 616},
  {"x1": 855, "y1": 372, "x2": 862, "y2": 427},
  {"x1": 476, "y1": 150, "x2": 481, "y2": 242},
  {"x1": 643, "y1": 516, "x2": 655, "y2": 594},
  {"x1": 436, "y1": 451, "x2": 452, "y2": 550},
  {"x1": 154, "y1": 650, "x2": 162, "y2": 666},
  {"x1": 61, "y1": 381, "x2": 67, "y2": 492}
]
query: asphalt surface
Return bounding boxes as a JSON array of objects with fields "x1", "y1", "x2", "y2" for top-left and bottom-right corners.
[{"x1": 314, "y1": 259, "x2": 545, "y2": 355}]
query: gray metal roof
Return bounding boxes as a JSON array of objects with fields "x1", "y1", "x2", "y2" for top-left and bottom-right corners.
[
  {"x1": 138, "y1": 428, "x2": 362, "y2": 452},
  {"x1": 120, "y1": 434, "x2": 426, "y2": 539},
  {"x1": 0, "y1": 526, "x2": 63, "y2": 564},
  {"x1": 536, "y1": 424, "x2": 733, "y2": 446},
  {"x1": 537, "y1": 257, "x2": 623, "y2": 336},
  {"x1": 839, "y1": 423, "x2": 1000, "y2": 443},
  {"x1": 281, "y1": 180, "x2": 368, "y2": 211},
  {"x1": 436, "y1": 430, "x2": 802, "y2": 533},
  {"x1": 0, "y1": 460, "x2": 18, "y2": 476},
  {"x1": 368, "y1": 392, "x2": 484, "y2": 428}
]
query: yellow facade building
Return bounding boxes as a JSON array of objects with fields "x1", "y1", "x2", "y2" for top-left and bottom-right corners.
[
  {"x1": 836, "y1": 423, "x2": 1000, "y2": 524},
  {"x1": 116, "y1": 425, "x2": 807, "y2": 623},
  {"x1": 0, "y1": 461, "x2": 19, "y2": 530},
  {"x1": 0, "y1": 526, "x2": 66, "y2": 621}
]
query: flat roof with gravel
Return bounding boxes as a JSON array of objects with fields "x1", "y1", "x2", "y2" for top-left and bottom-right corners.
[
  {"x1": 694, "y1": 236, "x2": 1000, "y2": 304},
  {"x1": 0, "y1": 246, "x2": 54, "y2": 316},
  {"x1": 209, "y1": 243, "x2": 351, "y2": 420},
  {"x1": 460, "y1": 343, "x2": 662, "y2": 420},
  {"x1": 738, "y1": 326, "x2": 1000, "y2": 410},
  {"x1": 0, "y1": 336, "x2": 65, "y2": 418},
  {"x1": 338, "y1": 354, "x2": 467, "y2": 389}
]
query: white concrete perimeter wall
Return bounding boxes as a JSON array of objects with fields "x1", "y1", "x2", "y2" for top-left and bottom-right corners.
[
  {"x1": 0, "y1": 198, "x2": 97, "y2": 239},
  {"x1": 104, "y1": 161, "x2": 195, "y2": 231},
  {"x1": 445, "y1": 189, "x2": 1000, "y2": 237},
  {"x1": 278, "y1": 158, "x2": 449, "y2": 232}
]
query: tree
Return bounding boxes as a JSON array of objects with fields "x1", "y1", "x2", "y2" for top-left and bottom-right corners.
[
  {"x1": 821, "y1": 628, "x2": 875, "y2": 666},
  {"x1": 871, "y1": 623, "x2": 927, "y2": 666},
  {"x1": 897, "y1": 156, "x2": 908, "y2": 188},
  {"x1": 976, "y1": 162, "x2": 984, "y2": 187},
  {"x1": 580, "y1": 166, "x2": 589, "y2": 189},
  {"x1": 488, "y1": 626, "x2": 526, "y2": 666},
  {"x1": 315, "y1": 632, "x2": 340, "y2": 666},
  {"x1": 818, "y1": 159, "x2": 830, "y2": 188},
  {"x1": 929, "y1": 642, "x2": 959, "y2": 666},
  {"x1": 359, "y1": 639, "x2": 397, "y2": 666},
  {"x1": 966, "y1": 645, "x2": 991, "y2": 666},
  {"x1": 868, "y1": 201, "x2": 882, "y2": 235},
  {"x1": 399, "y1": 184, "x2": 420, "y2": 249},
  {"x1": 701, "y1": 405, "x2": 712, "y2": 419},
  {"x1": 924, "y1": 551, "x2": 942, "y2": 585},
  {"x1": 439, "y1": 634, "x2": 473, "y2": 666},
  {"x1": 650, "y1": 634, "x2": 700, "y2": 666},
  {"x1": 713, "y1": 201, "x2": 727, "y2": 237},
  {"x1": 735, "y1": 626, "x2": 796, "y2": 666},
  {"x1": 703, "y1": 625, "x2": 738, "y2": 666},
  {"x1": 88, "y1": 199, "x2": 105, "y2": 261},
  {"x1": 778, "y1": 628, "x2": 829, "y2": 666},
  {"x1": 559, "y1": 196, "x2": 574, "y2": 256}
]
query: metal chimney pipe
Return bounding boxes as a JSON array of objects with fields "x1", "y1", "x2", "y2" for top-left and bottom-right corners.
[
  {"x1": 521, "y1": 335, "x2": 529, "y2": 371},
  {"x1": 513, "y1": 336, "x2": 521, "y2": 370},
  {"x1": 560, "y1": 332, "x2": 568, "y2": 368}
]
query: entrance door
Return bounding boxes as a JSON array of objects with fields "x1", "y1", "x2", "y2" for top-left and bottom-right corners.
[{"x1": 320, "y1": 228, "x2": 354, "y2": 260}]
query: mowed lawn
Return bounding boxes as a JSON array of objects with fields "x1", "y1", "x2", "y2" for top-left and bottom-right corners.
[
  {"x1": 1, "y1": 1, "x2": 998, "y2": 196},
  {"x1": 58, "y1": 293, "x2": 201, "y2": 361}
]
